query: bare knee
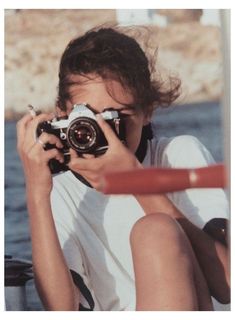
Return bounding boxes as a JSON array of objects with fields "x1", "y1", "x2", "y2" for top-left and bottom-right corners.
[
  {"x1": 130, "y1": 213, "x2": 190, "y2": 258},
  {"x1": 130, "y1": 213, "x2": 183, "y2": 245}
]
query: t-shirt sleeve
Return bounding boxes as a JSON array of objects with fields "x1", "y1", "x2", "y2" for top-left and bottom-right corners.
[
  {"x1": 50, "y1": 183, "x2": 94, "y2": 310},
  {"x1": 159, "y1": 135, "x2": 229, "y2": 229}
]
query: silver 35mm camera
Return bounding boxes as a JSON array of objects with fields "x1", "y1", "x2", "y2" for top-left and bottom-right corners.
[{"x1": 36, "y1": 103, "x2": 126, "y2": 173}]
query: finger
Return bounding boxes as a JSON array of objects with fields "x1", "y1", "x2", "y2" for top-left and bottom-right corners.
[
  {"x1": 96, "y1": 114, "x2": 122, "y2": 147},
  {"x1": 37, "y1": 132, "x2": 64, "y2": 149},
  {"x1": 24, "y1": 113, "x2": 55, "y2": 147},
  {"x1": 69, "y1": 149, "x2": 95, "y2": 160},
  {"x1": 28, "y1": 144, "x2": 64, "y2": 165},
  {"x1": 44, "y1": 149, "x2": 64, "y2": 163},
  {"x1": 28, "y1": 112, "x2": 55, "y2": 134},
  {"x1": 16, "y1": 114, "x2": 35, "y2": 147},
  {"x1": 82, "y1": 153, "x2": 95, "y2": 159},
  {"x1": 44, "y1": 148, "x2": 64, "y2": 164},
  {"x1": 69, "y1": 148, "x2": 79, "y2": 160}
]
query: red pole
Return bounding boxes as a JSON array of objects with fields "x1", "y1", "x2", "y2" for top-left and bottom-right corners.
[{"x1": 102, "y1": 164, "x2": 226, "y2": 195}]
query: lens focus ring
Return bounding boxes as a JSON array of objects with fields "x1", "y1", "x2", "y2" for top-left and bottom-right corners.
[{"x1": 67, "y1": 117, "x2": 100, "y2": 153}]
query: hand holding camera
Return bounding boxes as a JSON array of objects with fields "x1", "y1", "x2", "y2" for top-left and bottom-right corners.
[
  {"x1": 16, "y1": 112, "x2": 64, "y2": 198},
  {"x1": 68, "y1": 113, "x2": 142, "y2": 190},
  {"x1": 36, "y1": 103, "x2": 126, "y2": 174}
]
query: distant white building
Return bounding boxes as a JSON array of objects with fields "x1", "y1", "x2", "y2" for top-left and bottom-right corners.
[
  {"x1": 116, "y1": 9, "x2": 168, "y2": 26},
  {"x1": 116, "y1": 9, "x2": 221, "y2": 27},
  {"x1": 5, "y1": 9, "x2": 21, "y2": 15},
  {"x1": 116, "y1": 9, "x2": 153, "y2": 26},
  {"x1": 200, "y1": 9, "x2": 221, "y2": 26}
]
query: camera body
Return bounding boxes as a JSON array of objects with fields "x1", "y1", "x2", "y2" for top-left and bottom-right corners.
[{"x1": 37, "y1": 103, "x2": 125, "y2": 173}]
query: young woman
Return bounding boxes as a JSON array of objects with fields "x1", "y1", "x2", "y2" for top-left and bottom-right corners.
[{"x1": 17, "y1": 27, "x2": 230, "y2": 311}]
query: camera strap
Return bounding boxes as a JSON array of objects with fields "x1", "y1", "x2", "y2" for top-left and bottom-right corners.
[
  {"x1": 71, "y1": 171, "x2": 93, "y2": 188},
  {"x1": 70, "y1": 269, "x2": 95, "y2": 311},
  {"x1": 135, "y1": 123, "x2": 153, "y2": 163}
]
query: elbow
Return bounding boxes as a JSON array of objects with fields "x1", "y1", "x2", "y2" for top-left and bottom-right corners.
[
  {"x1": 34, "y1": 278, "x2": 80, "y2": 310},
  {"x1": 44, "y1": 298, "x2": 79, "y2": 311},
  {"x1": 211, "y1": 287, "x2": 230, "y2": 305},
  {"x1": 214, "y1": 293, "x2": 230, "y2": 305}
]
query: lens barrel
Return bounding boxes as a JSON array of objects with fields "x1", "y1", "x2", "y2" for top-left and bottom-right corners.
[{"x1": 67, "y1": 117, "x2": 101, "y2": 153}]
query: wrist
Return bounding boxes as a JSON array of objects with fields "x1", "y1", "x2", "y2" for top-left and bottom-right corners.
[
  {"x1": 26, "y1": 188, "x2": 51, "y2": 208},
  {"x1": 26, "y1": 181, "x2": 52, "y2": 197}
]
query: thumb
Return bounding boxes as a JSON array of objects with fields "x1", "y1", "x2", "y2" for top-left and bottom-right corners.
[{"x1": 96, "y1": 114, "x2": 122, "y2": 147}]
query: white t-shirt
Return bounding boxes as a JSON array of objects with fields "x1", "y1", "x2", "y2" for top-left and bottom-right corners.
[{"x1": 50, "y1": 135, "x2": 229, "y2": 311}]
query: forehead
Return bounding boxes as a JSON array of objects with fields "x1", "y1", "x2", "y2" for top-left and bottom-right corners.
[{"x1": 66, "y1": 74, "x2": 134, "y2": 112}]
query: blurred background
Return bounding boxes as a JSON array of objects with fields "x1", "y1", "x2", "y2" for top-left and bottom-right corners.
[
  {"x1": 5, "y1": 9, "x2": 223, "y2": 117},
  {"x1": 4, "y1": 9, "x2": 229, "y2": 310}
]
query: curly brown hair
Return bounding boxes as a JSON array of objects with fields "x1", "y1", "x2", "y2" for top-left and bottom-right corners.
[{"x1": 57, "y1": 27, "x2": 181, "y2": 115}]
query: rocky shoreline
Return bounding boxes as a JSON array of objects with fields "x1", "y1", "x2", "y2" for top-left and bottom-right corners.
[{"x1": 5, "y1": 10, "x2": 223, "y2": 120}]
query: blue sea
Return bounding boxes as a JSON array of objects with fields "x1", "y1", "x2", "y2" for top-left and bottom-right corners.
[{"x1": 4, "y1": 101, "x2": 225, "y2": 310}]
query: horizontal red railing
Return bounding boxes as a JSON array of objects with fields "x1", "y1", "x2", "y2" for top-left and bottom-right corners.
[{"x1": 102, "y1": 164, "x2": 227, "y2": 195}]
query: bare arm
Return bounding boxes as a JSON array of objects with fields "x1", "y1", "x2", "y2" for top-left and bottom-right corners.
[
  {"x1": 135, "y1": 194, "x2": 230, "y2": 304},
  {"x1": 177, "y1": 216, "x2": 230, "y2": 304},
  {"x1": 17, "y1": 113, "x2": 80, "y2": 310},
  {"x1": 27, "y1": 193, "x2": 80, "y2": 310}
]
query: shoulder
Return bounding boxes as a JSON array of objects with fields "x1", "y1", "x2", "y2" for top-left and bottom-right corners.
[
  {"x1": 156, "y1": 135, "x2": 215, "y2": 168},
  {"x1": 165, "y1": 135, "x2": 207, "y2": 158}
]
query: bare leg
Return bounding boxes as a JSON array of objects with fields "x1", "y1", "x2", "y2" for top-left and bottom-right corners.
[{"x1": 130, "y1": 213, "x2": 213, "y2": 311}]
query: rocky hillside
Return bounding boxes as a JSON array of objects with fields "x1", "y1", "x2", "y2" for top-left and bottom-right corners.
[{"x1": 5, "y1": 9, "x2": 223, "y2": 119}]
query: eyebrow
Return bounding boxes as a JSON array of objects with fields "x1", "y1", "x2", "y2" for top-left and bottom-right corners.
[
  {"x1": 69, "y1": 102, "x2": 136, "y2": 114},
  {"x1": 117, "y1": 107, "x2": 136, "y2": 115},
  {"x1": 117, "y1": 106, "x2": 136, "y2": 111},
  {"x1": 100, "y1": 105, "x2": 136, "y2": 113}
]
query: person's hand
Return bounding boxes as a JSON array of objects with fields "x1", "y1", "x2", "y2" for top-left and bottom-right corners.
[
  {"x1": 68, "y1": 114, "x2": 142, "y2": 191},
  {"x1": 17, "y1": 113, "x2": 64, "y2": 198}
]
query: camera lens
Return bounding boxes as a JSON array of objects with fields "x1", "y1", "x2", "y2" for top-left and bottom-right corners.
[
  {"x1": 67, "y1": 117, "x2": 99, "y2": 153},
  {"x1": 75, "y1": 126, "x2": 93, "y2": 145}
]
